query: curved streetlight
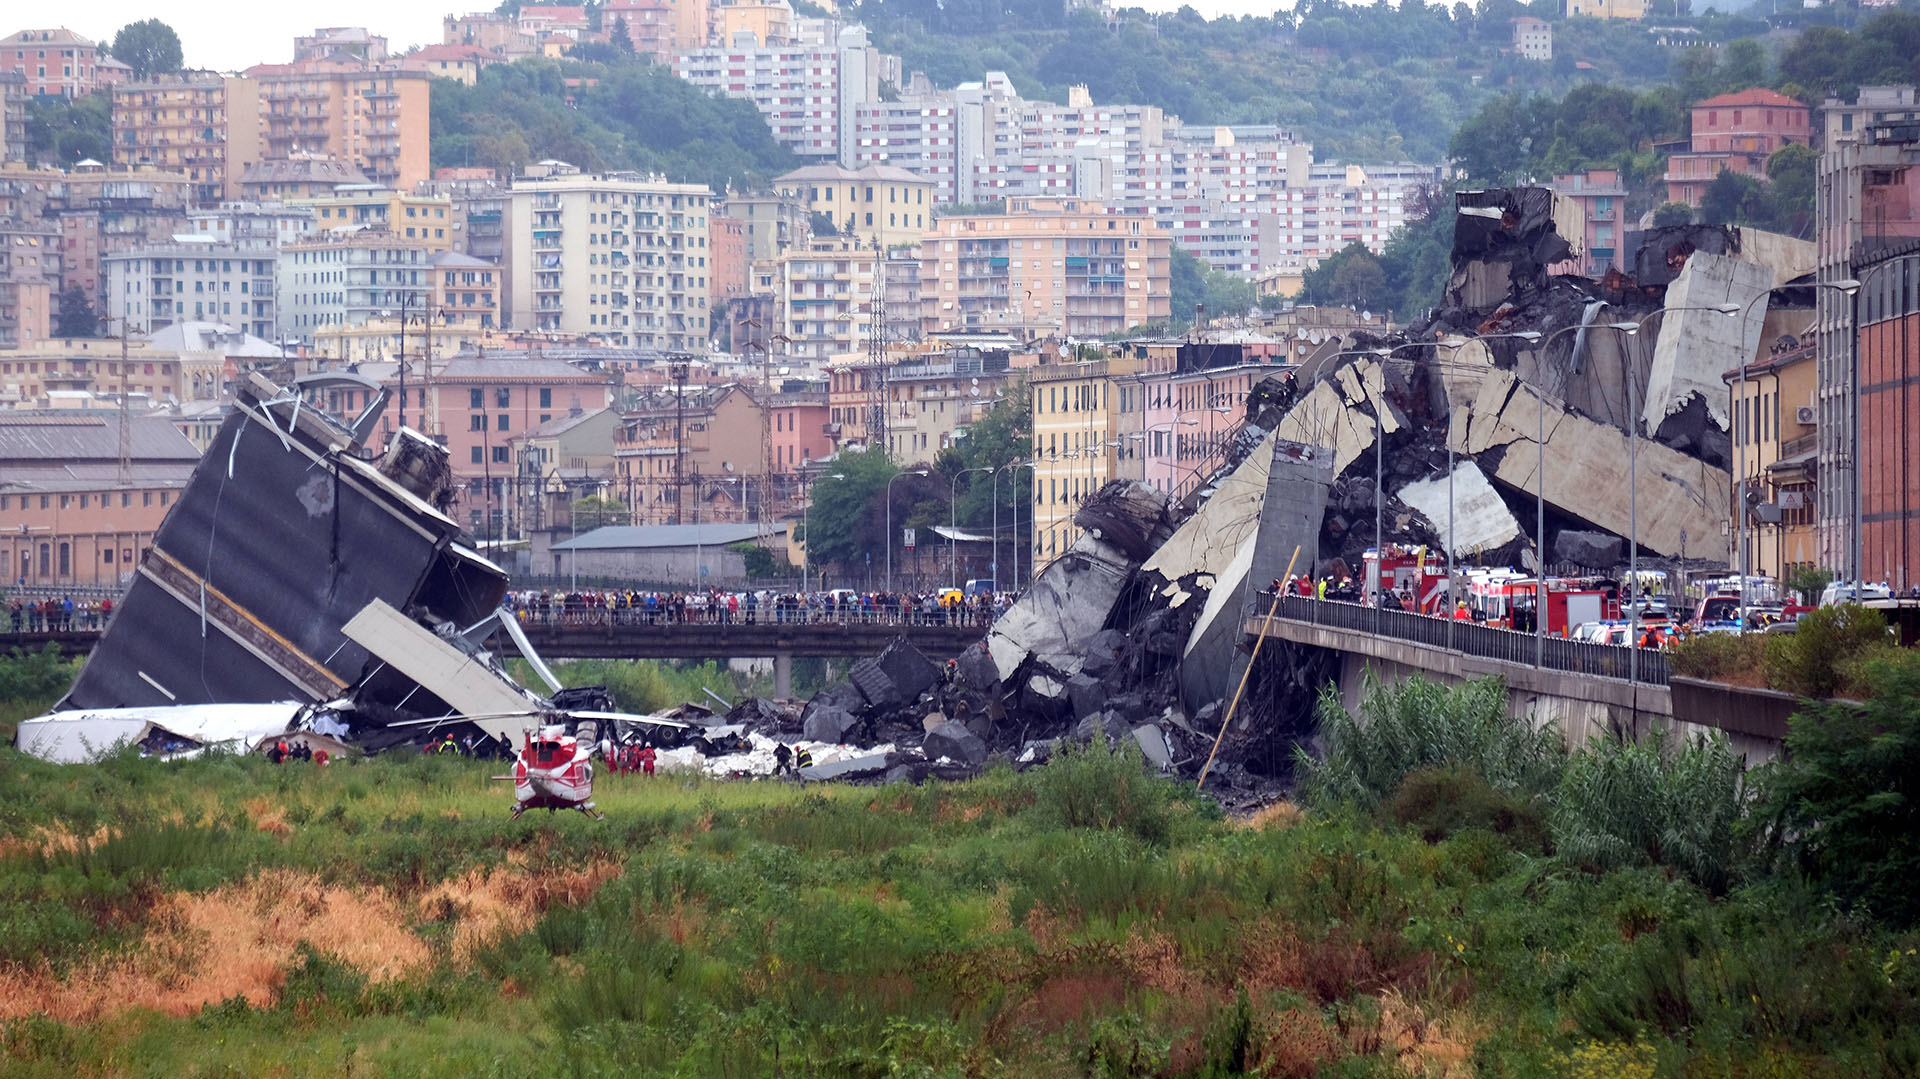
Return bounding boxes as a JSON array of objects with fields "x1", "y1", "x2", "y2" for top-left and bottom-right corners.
[
  {"x1": 885, "y1": 468, "x2": 929, "y2": 595},
  {"x1": 803, "y1": 472, "x2": 845, "y2": 591},
  {"x1": 949, "y1": 465, "x2": 993, "y2": 587},
  {"x1": 992, "y1": 458, "x2": 1036, "y2": 594}
]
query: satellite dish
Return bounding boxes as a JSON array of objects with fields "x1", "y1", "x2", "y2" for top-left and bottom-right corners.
[
  {"x1": 1362, "y1": 310, "x2": 1373, "y2": 321},
  {"x1": 1057, "y1": 345, "x2": 1070, "y2": 358},
  {"x1": 969, "y1": 387, "x2": 980, "y2": 396}
]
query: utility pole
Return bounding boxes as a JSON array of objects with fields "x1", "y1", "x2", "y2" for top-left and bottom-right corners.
[
  {"x1": 670, "y1": 359, "x2": 689, "y2": 525},
  {"x1": 867, "y1": 239, "x2": 888, "y2": 452},
  {"x1": 396, "y1": 291, "x2": 415, "y2": 432}
]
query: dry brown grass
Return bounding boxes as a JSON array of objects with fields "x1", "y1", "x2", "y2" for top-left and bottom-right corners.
[
  {"x1": 0, "y1": 823, "x2": 111, "y2": 860},
  {"x1": 1238, "y1": 801, "x2": 1305, "y2": 830},
  {"x1": 245, "y1": 798, "x2": 292, "y2": 838},
  {"x1": 0, "y1": 870, "x2": 426, "y2": 1022},
  {"x1": 0, "y1": 858, "x2": 621, "y2": 1022}
]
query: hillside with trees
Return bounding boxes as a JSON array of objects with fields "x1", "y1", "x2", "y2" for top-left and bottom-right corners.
[{"x1": 429, "y1": 57, "x2": 797, "y2": 191}]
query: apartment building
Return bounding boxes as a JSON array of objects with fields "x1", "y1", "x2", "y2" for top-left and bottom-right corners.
[
  {"x1": 1511, "y1": 17, "x2": 1552, "y2": 61},
  {"x1": 250, "y1": 68, "x2": 432, "y2": 191},
  {"x1": 1028, "y1": 351, "x2": 1138, "y2": 570},
  {"x1": 379, "y1": 353, "x2": 613, "y2": 493},
  {"x1": 1822, "y1": 86, "x2": 1920, "y2": 155},
  {"x1": 918, "y1": 198, "x2": 1171, "y2": 338},
  {"x1": 721, "y1": 191, "x2": 810, "y2": 264},
  {"x1": 430, "y1": 250, "x2": 501, "y2": 330},
  {"x1": 604, "y1": 0, "x2": 710, "y2": 59},
  {"x1": 395, "y1": 44, "x2": 496, "y2": 86},
  {"x1": 0, "y1": 220, "x2": 58, "y2": 350},
  {"x1": 1813, "y1": 116, "x2": 1920, "y2": 572},
  {"x1": 1665, "y1": 88, "x2": 1811, "y2": 207},
  {"x1": 880, "y1": 347, "x2": 1013, "y2": 464},
  {"x1": 105, "y1": 243, "x2": 278, "y2": 338},
  {"x1": 181, "y1": 203, "x2": 316, "y2": 250},
  {"x1": 276, "y1": 231, "x2": 437, "y2": 344},
  {"x1": 1548, "y1": 168, "x2": 1628, "y2": 275},
  {"x1": 0, "y1": 412, "x2": 202, "y2": 589},
  {"x1": 710, "y1": 214, "x2": 747, "y2": 304},
  {"x1": 110, "y1": 75, "x2": 264, "y2": 203},
  {"x1": 613, "y1": 382, "x2": 768, "y2": 524},
  {"x1": 769, "y1": 236, "x2": 880, "y2": 359},
  {"x1": 773, "y1": 163, "x2": 933, "y2": 250},
  {"x1": 443, "y1": 13, "x2": 541, "y2": 60},
  {"x1": 51, "y1": 166, "x2": 194, "y2": 310},
  {"x1": 507, "y1": 167, "x2": 714, "y2": 351},
  {"x1": 672, "y1": 25, "x2": 889, "y2": 164},
  {"x1": 2, "y1": 28, "x2": 112, "y2": 98},
  {"x1": 302, "y1": 188, "x2": 456, "y2": 249},
  {"x1": 236, "y1": 155, "x2": 370, "y2": 201},
  {"x1": 714, "y1": 1, "x2": 796, "y2": 47},
  {"x1": 1725, "y1": 338, "x2": 1817, "y2": 583},
  {"x1": 0, "y1": 71, "x2": 26, "y2": 165}
]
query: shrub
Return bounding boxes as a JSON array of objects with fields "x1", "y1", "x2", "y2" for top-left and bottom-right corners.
[
  {"x1": 1668, "y1": 632, "x2": 1764, "y2": 683},
  {"x1": 1757, "y1": 655, "x2": 1920, "y2": 926},
  {"x1": 1551, "y1": 731, "x2": 1749, "y2": 893},
  {"x1": 1297, "y1": 673, "x2": 1565, "y2": 811},
  {"x1": 1030, "y1": 738, "x2": 1179, "y2": 844},
  {"x1": 1762, "y1": 604, "x2": 1891, "y2": 699},
  {"x1": 1385, "y1": 765, "x2": 1549, "y2": 852}
]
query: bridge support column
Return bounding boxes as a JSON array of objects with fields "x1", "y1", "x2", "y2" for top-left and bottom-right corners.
[{"x1": 774, "y1": 653, "x2": 793, "y2": 700}]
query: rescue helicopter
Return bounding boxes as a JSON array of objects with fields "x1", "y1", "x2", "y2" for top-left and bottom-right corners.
[{"x1": 396, "y1": 702, "x2": 689, "y2": 820}]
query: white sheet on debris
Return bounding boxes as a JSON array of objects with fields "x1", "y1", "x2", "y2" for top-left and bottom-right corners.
[
  {"x1": 15, "y1": 702, "x2": 308, "y2": 764},
  {"x1": 651, "y1": 732, "x2": 897, "y2": 777}
]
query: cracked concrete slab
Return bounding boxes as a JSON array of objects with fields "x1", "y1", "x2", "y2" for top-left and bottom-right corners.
[
  {"x1": 1646, "y1": 251, "x2": 1769, "y2": 433},
  {"x1": 1395, "y1": 461, "x2": 1523, "y2": 559}
]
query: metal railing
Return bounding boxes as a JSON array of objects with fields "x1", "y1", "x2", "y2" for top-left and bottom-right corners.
[{"x1": 1270, "y1": 593, "x2": 1670, "y2": 687}]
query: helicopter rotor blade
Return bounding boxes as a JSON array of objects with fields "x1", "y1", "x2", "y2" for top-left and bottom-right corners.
[{"x1": 564, "y1": 710, "x2": 692, "y2": 730}]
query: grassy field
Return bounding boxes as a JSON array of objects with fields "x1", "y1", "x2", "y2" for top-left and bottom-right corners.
[{"x1": 3, "y1": 652, "x2": 1919, "y2": 1077}]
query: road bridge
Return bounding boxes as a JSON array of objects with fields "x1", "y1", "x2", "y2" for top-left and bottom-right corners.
[
  {"x1": 4, "y1": 614, "x2": 988, "y2": 700},
  {"x1": 1246, "y1": 594, "x2": 1792, "y2": 760}
]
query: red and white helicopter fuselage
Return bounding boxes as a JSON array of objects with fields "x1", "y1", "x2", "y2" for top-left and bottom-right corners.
[{"x1": 510, "y1": 725, "x2": 600, "y2": 818}]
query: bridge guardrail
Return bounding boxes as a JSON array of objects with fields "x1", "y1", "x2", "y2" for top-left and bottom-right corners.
[
  {"x1": 1270, "y1": 593, "x2": 1670, "y2": 687},
  {"x1": 506, "y1": 604, "x2": 999, "y2": 631}
]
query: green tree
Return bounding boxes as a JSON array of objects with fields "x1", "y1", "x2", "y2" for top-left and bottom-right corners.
[
  {"x1": 1698, "y1": 168, "x2": 1772, "y2": 229},
  {"x1": 1758, "y1": 655, "x2": 1920, "y2": 926},
  {"x1": 1766, "y1": 142, "x2": 1818, "y2": 233},
  {"x1": 728, "y1": 541, "x2": 779, "y2": 577},
  {"x1": 53, "y1": 286, "x2": 99, "y2": 339},
  {"x1": 1447, "y1": 92, "x2": 1554, "y2": 184},
  {"x1": 25, "y1": 93, "x2": 109, "y2": 167},
  {"x1": 1777, "y1": 25, "x2": 1856, "y2": 101},
  {"x1": 571, "y1": 496, "x2": 629, "y2": 529},
  {"x1": 1720, "y1": 37, "x2": 1769, "y2": 91},
  {"x1": 109, "y1": 19, "x2": 183, "y2": 81},
  {"x1": 611, "y1": 15, "x2": 635, "y2": 54},
  {"x1": 803, "y1": 447, "x2": 898, "y2": 573},
  {"x1": 1651, "y1": 201, "x2": 1695, "y2": 226}
]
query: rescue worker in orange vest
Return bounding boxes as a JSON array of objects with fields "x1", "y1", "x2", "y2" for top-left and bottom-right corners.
[
  {"x1": 1453, "y1": 601, "x2": 1472, "y2": 621},
  {"x1": 1638, "y1": 624, "x2": 1668, "y2": 649}
]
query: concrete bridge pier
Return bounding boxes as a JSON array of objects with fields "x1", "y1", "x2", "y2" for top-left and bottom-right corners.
[{"x1": 774, "y1": 653, "x2": 792, "y2": 701}]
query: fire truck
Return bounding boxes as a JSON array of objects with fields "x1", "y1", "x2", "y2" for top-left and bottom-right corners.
[
  {"x1": 1362, "y1": 545, "x2": 1451, "y2": 613},
  {"x1": 1463, "y1": 569, "x2": 1615, "y2": 635}
]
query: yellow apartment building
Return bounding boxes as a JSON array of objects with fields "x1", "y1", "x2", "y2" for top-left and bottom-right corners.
[
  {"x1": 1028, "y1": 350, "x2": 1138, "y2": 570},
  {"x1": 775, "y1": 163, "x2": 935, "y2": 252}
]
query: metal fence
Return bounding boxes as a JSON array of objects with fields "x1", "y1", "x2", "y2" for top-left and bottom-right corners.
[{"x1": 1270, "y1": 594, "x2": 1671, "y2": 687}]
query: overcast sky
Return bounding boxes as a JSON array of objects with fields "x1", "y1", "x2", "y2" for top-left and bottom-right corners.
[{"x1": 57, "y1": 0, "x2": 1291, "y2": 73}]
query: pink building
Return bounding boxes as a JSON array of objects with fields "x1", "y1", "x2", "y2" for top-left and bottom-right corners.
[
  {"x1": 365, "y1": 355, "x2": 614, "y2": 487},
  {"x1": 767, "y1": 390, "x2": 831, "y2": 474},
  {"x1": 2, "y1": 28, "x2": 106, "y2": 98},
  {"x1": 710, "y1": 214, "x2": 747, "y2": 307},
  {"x1": 1550, "y1": 169, "x2": 1628, "y2": 275},
  {"x1": 1665, "y1": 88, "x2": 1811, "y2": 207}
]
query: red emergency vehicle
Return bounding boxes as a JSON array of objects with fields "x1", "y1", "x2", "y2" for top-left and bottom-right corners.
[
  {"x1": 1362, "y1": 545, "x2": 1451, "y2": 613},
  {"x1": 1464, "y1": 569, "x2": 1615, "y2": 636}
]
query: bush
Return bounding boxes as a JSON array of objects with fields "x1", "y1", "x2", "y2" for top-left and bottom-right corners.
[
  {"x1": 1029, "y1": 739, "x2": 1181, "y2": 844},
  {"x1": 1668, "y1": 632, "x2": 1764, "y2": 683},
  {"x1": 1757, "y1": 655, "x2": 1920, "y2": 926},
  {"x1": 1297, "y1": 673, "x2": 1565, "y2": 811},
  {"x1": 1762, "y1": 604, "x2": 1891, "y2": 698},
  {"x1": 1386, "y1": 765, "x2": 1550, "y2": 852},
  {"x1": 1551, "y1": 731, "x2": 1749, "y2": 893}
]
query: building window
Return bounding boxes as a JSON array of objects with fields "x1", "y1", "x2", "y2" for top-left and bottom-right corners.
[
  {"x1": 469, "y1": 415, "x2": 484, "y2": 431},
  {"x1": 492, "y1": 446, "x2": 509, "y2": 464},
  {"x1": 496, "y1": 414, "x2": 509, "y2": 431},
  {"x1": 470, "y1": 446, "x2": 483, "y2": 464},
  {"x1": 539, "y1": 387, "x2": 552, "y2": 408},
  {"x1": 495, "y1": 387, "x2": 510, "y2": 408},
  {"x1": 469, "y1": 388, "x2": 483, "y2": 409}
]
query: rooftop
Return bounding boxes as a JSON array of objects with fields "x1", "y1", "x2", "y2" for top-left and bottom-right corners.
[
  {"x1": 552, "y1": 523, "x2": 770, "y2": 550},
  {"x1": 1694, "y1": 88, "x2": 1806, "y2": 111},
  {"x1": 0, "y1": 413, "x2": 203, "y2": 464}
]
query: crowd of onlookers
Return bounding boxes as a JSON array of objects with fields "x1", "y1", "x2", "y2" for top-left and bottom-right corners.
[
  {"x1": 506, "y1": 588, "x2": 1013, "y2": 628},
  {"x1": 7, "y1": 595, "x2": 113, "y2": 633}
]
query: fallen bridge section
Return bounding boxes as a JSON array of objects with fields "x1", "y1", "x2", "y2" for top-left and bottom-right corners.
[{"x1": 1452, "y1": 367, "x2": 1731, "y2": 558}]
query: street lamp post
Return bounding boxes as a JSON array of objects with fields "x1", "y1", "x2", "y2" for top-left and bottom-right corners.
[
  {"x1": 1526, "y1": 319, "x2": 1641, "y2": 666},
  {"x1": 803, "y1": 473, "x2": 845, "y2": 591},
  {"x1": 885, "y1": 468, "x2": 929, "y2": 595},
  {"x1": 949, "y1": 465, "x2": 992, "y2": 587},
  {"x1": 992, "y1": 459, "x2": 1036, "y2": 595}
]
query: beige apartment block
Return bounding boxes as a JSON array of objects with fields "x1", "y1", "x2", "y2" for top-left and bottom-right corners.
[
  {"x1": 774, "y1": 163, "x2": 934, "y2": 252},
  {"x1": 1028, "y1": 351, "x2": 1138, "y2": 572},
  {"x1": 111, "y1": 75, "x2": 263, "y2": 204},
  {"x1": 508, "y1": 167, "x2": 713, "y2": 351},
  {"x1": 919, "y1": 198, "x2": 1170, "y2": 340},
  {"x1": 253, "y1": 68, "x2": 431, "y2": 192}
]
